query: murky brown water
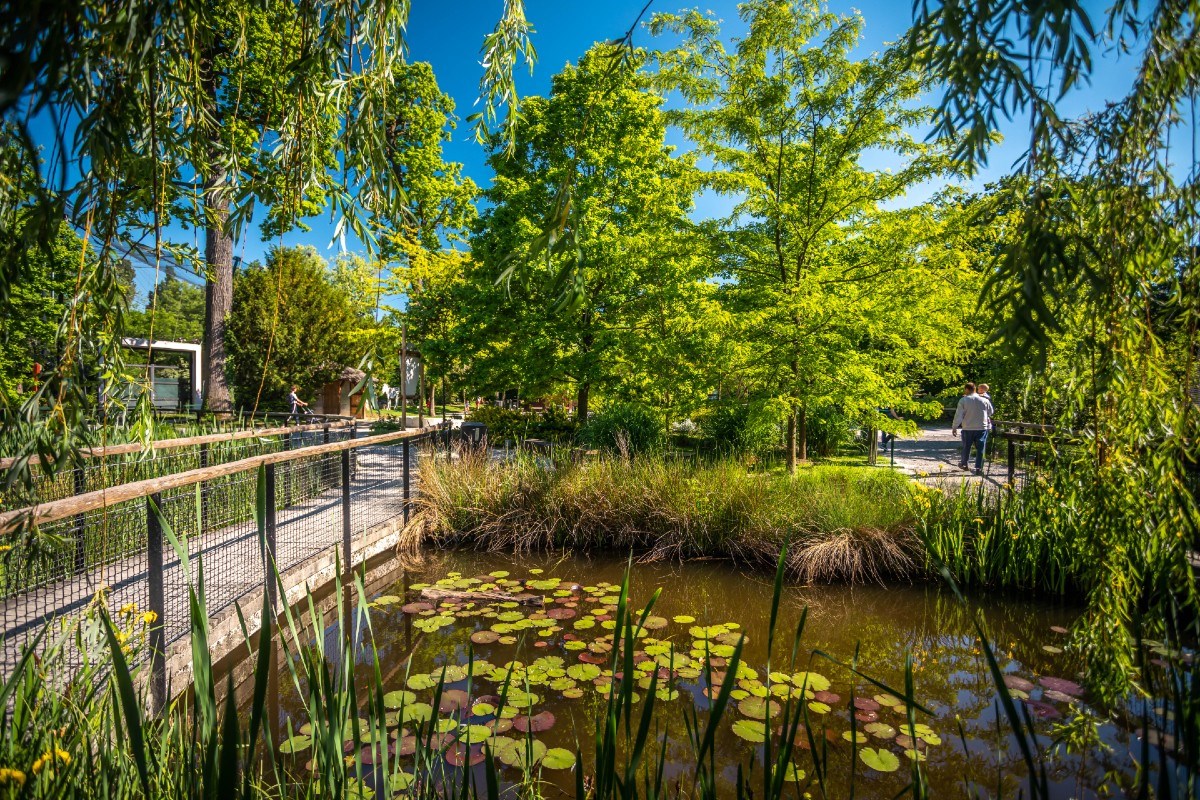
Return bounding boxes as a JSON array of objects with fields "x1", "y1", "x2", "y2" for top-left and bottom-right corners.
[{"x1": 269, "y1": 550, "x2": 1140, "y2": 798}]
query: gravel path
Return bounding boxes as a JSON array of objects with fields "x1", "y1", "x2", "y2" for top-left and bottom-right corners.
[{"x1": 885, "y1": 424, "x2": 1012, "y2": 492}]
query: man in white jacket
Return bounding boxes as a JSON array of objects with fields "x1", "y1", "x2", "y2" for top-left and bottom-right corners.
[{"x1": 951, "y1": 382, "x2": 994, "y2": 475}]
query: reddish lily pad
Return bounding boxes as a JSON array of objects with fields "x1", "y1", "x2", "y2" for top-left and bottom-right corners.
[
  {"x1": 1038, "y1": 676, "x2": 1083, "y2": 696},
  {"x1": 1023, "y1": 700, "x2": 1061, "y2": 719},
  {"x1": 852, "y1": 697, "x2": 881, "y2": 712},
  {"x1": 513, "y1": 711, "x2": 556, "y2": 733},
  {"x1": 401, "y1": 602, "x2": 433, "y2": 614},
  {"x1": 1003, "y1": 675, "x2": 1035, "y2": 693},
  {"x1": 813, "y1": 690, "x2": 841, "y2": 704},
  {"x1": 446, "y1": 743, "x2": 486, "y2": 767},
  {"x1": 438, "y1": 689, "x2": 470, "y2": 714},
  {"x1": 546, "y1": 607, "x2": 577, "y2": 620},
  {"x1": 471, "y1": 630, "x2": 500, "y2": 645}
]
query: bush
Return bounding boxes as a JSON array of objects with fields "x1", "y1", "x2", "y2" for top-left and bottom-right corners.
[
  {"x1": 701, "y1": 401, "x2": 780, "y2": 456},
  {"x1": 529, "y1": 405, "x2": 579, "y2": 443},
  {"x1": 580, "y1": 403, "x2": 664, "y2": 454},
  {"x1": 466, "y1": 405, "x2": 530, "y2": 442},
  {"x1": 804, "y1": 406, "x2": 856, "y2": 458}
]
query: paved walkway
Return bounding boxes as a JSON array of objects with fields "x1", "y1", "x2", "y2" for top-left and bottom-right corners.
[
  {"x1": 0, "y1": 443, "x2": 423, "y2": 672},
  {"x1": 884, "y1": 424, "x2": 1012, "y2": 492}
]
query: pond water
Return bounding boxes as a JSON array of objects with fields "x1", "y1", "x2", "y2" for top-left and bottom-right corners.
[{"x1": 270, "y1": 550, "x2": 1141, "y2": 798}]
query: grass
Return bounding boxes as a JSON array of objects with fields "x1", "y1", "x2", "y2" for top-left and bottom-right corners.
[{"x1": 415, "y1": 451, "x2": 920, "y2": 584}]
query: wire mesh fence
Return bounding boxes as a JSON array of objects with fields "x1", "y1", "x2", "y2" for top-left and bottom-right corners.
[
  {"x1": 0, "y1": 424, "x2": 448, "y2": 689},
  {"x1": 1, "y1": 420, "x2": 356, "y2": 512}
]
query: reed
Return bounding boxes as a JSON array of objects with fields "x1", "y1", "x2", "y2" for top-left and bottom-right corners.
[{"x1": 415, "y1": 450, "x2": 920, "y2": 584}]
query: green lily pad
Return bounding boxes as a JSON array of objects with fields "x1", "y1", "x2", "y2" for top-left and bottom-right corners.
[
  {"x1": 860, "y1": 747, "x2": 900, "y2": 772},
  {"x1": 541, "y1": 747, "x2": 577, "y2": 770},
  {"x1": 807, "y1": 701, "x2": 831, "y2": 715},
  {"x1": 384, "y1": 690, "x2": 418, "y2": 709},
  {"x1": 864, "y1": 722, "x2": 897, "y2": 740},
  {"x1": 401, "y1": 702, "x2": 433, "y2": 723},
  {"x1": 279, "y1": 734, "x2": 312, "y2": 754},
  {"x1": 673, "y1": 615, "x2": 696, "y2": 624},
  {"x1": 388, "y1": 771, "x2": 415, "y2": 792},
  {"x1": 567, "y1": 664, "x2": 601, "y2": 681},
  {"x1": 738, "y1": 697, "x2": 781, "y2": 719},
  {"x1": 732, "y1": 718, "x2": 768, "y2": 743},
  {"x1": 472, "y1": 702, "x2": 497, "y2": 717},
  {"x1": 1042, "y1": 645, "x2": 1064, "y2": 654},
  {"x1": 407, "y1": 673, "x2": 439, "y2": 691},
  {"x1": 842, "y1": 731, "x2": 868, "y2": 744},
  {"x1": 782, "y1": 763, "x2": 806, "y2": 782},
  {"x1": 374, "y1": 595, "x2": 401, "y2": 606},
  {"x1": 791, "y1": 672, "x2": 831, "y2": 692},
  {"x1": 497, "y1": 738, "x2": 548, "y2": 767}
]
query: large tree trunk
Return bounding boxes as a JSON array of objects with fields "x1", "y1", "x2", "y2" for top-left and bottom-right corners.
[
  {"x1": 202, "y1": 177, "x2": 234, "y2": 414},
  {"x1": 576, "y1": 381, "x2": 590, "y2": 424},
  {"x1": 786, "y1": 406, "x2": 797, "y2": 474},
  {"x1": 798, "y1": 405, "x2": 808, "y2": 462}
]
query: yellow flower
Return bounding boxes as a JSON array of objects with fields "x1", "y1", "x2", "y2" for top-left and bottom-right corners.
[
  {"x1": 0, "y1": 768, "x2": 26, "y2": 786},
  {"x1": 141, "y1": 611, "x2": 158, "y2": 625},
  {"x1": 0, "y1": 545, "x2": 11, "y2": 554},
  {"x1": 119, "y1": 603, "x2": 136, "y2": 615},
  {"x1": 972, "y1": 517, "x2": 984, "y2": 524},
  {"x1": 31, "y1": 748, "x2": 68, "y2": 775}
]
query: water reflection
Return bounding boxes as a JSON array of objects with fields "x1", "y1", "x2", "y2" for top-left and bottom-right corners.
[{"x1": 267, "y1": 550, "x2": 1143, "y2": 799}]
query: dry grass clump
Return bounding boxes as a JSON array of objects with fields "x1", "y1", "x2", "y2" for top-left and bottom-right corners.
[{"x1": 415, "y1": 449, "x2": 921, "y2": 584}]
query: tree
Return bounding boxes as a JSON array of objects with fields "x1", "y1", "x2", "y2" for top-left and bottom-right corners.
[
  {"x1": 373, "y1": 61, "x2": 479, "y2": 410},
  {"x1": 462, "y1": 46, "x2": 713, "y2": 423},
  {"x1": 910, "y1": 0, "x2": 1200, "y2": 702},
  {"x1": 226, "y1": 246, "x2": 357, "y2": 410},
  {"x1": 652, "y1": 1, "x2": 975, "y2": 472},
  {"x1": 0, "y1": 223, "x2": 84, "y2": 399},
  {"x1": 125, "y1": 278, "x2": 207, "y2": 344}
]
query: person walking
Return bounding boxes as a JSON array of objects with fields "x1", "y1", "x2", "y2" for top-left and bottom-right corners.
[
  {"x1": 288, "y1": 384, "x2": 309, "y2": 423},
  {"x1": 951, "y1": 382, "x2": 993, "y2": 475}
]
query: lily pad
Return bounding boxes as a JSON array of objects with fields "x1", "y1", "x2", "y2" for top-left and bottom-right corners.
[
  {"x1": 407, "y1": 673, "x2": 439, "y2": 691},
  {"x1": 673, "y1": 615, "x2": 696, "y2": 624},
  {"x1": 1038, "y1": 676, "x2": 1083, "y2": 696},
  {"x1": 1042, "y1": 645, "x2": 1064, "y2": 654},
  {"x1": 383, "y1": 690, "x2": 418, "y2": 709},
  {"x1": 732, "y1": 718, "x2": 768, "y2": 743},
  {"x1": 738, "y1": 697, "x2": 781, "y2": 719},
  {"x1": 782, "y1": 763, "x2": 806, "y2": 782},
  {"x1": 388, "y1": 771, "x2": 415, "y2": 792},
  {"x1": 807, "y1": 701, "x2": 831, "y2": 715},
  {"x1": 513, "y1": 711, "x2": 556, "y2": 733},
  {"x1": 541, "y1": 748, "x2": 577, "y2": 770},
  {"x1": 1002, "y1": 675, "x2": 1035, "y2": 693},
  {"x1": 792, "y1": 672, "x2": 831, "y2": 692},
  {"x1": 401, "y1": 602, "x2": 433, "y2": 614},
  {"x1": 497, "y1": 738, "x2": 548, "y2": 767},
  {"x1": 279, "y1": 734, "x2": 312, "y2": 754},
  {"x1": 860, "y1": 747, "x2": 901, "y2": 772},
  {"x1": 842, "y1": 731, "x2": 868, "y2": 744},
  {"x1": 567, "y1": 664, "x2": 602, "y2": 681},
  {"x1": 864, "y1": 722, "x2": 897, "y2": 740},
  {"x1": 471, "y1": 630, "x2": 500, "y2": 645}
]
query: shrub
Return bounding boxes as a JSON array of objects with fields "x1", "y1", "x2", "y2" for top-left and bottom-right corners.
[
  {"x1": 804, "y1": 406, "x2": 857, "y2": 457},
  {"x1": 466, "y1": 405, "x2": 530, "y2": 442},
  {"x1": 700, "y1": 401, "x2": 780, "y2": 456},
  {"x1": 580, "y1": 403, "x2": 664, "y2": 454},
  {"x1": 529, "y1": 404, "x2": 579, "y2": 443}
]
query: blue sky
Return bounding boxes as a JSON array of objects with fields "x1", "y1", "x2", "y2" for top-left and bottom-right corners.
[{"x1": 49, "y1": 1, "x2": 1149, "y2": 298}]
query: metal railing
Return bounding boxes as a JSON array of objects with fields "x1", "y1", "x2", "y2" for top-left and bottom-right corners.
[
  {"x1": 991, "y1": 420, "x2": 1059, "y2": 491},
  {"x1": 0, "y1": 419, "x2": 358, "y2": 511},
  {"x1": 0, "y1": 423, "x2": 454, "y2": 701}
]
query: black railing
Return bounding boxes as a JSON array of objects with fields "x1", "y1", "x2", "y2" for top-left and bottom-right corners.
[{"x1": 0, "y1": 423, "x2": 451, "y2": 704}]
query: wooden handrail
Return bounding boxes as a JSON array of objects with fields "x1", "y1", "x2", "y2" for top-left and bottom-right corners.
[
  {"x1": 0, "y1": 419, "x2": 355, "y2": 471},
  {"x1": 0, "y1": 424, "x2": 446, "y2": 535}
]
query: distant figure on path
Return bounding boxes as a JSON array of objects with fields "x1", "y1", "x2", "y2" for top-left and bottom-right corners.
[
  {"x1": 879, "y1": 407, "x2": 902, "y2": 446},
  {"x1": 288, "y1": 384, "x2": 309, "y2": 422},
  {"x1": 977, "y1": 383, "x2": 994, "y2": 431},
  {"x1": 951, "y1": 382, "x2": 993, "y2": 475}
]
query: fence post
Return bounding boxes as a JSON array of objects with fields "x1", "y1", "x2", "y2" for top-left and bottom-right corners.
[
  {"x1": 73, "y1": 468, "x2": 86, "y2": 573},
  {"x1": 264, "y1": 464, "x2": 278, "y2": 611},
  {"x1": 403, "y1": 437, "x2": 411, "y2": 524},
  {"x1": 1007, "y1": 437, "x2": 1016, "y2": 486},
  {"x1": 146, "y1": 493, "x2": 167, "y2": 713},
  {"x1": 198, "y1": 443, "x2": 209, "y2": 531},
  {"x1": 341, "y1": 448, "x2": 352, "y2": 584}
]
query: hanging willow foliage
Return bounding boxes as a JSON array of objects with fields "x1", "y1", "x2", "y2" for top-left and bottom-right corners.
[
  {"x1": 909, "y1": 0, "x2": 1200, "y2": 701},
  {"x1": 0, "y1": 0, "x2": 533, "y2": 501}
]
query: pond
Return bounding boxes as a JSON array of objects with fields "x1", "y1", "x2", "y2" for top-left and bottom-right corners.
[{"x1": 268, "y1": 550, "x2": 1140, "y2": 798}]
